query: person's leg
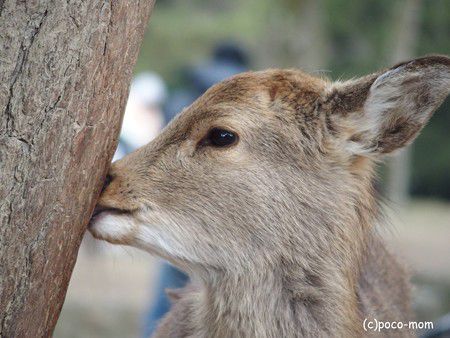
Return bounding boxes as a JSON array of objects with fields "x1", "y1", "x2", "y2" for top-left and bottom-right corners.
[{"x1": 142, "y1": 262, "x2": 189, "y2": 337}]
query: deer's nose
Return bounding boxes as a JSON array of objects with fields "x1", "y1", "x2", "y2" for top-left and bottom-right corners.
[{"x1": 101, "y1": 173, "x2": 113, "y2": 193}]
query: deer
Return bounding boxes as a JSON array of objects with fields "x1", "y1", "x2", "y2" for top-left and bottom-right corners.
[{"x1": 89, "y1": 55, "x2": 450, "y2": 337}]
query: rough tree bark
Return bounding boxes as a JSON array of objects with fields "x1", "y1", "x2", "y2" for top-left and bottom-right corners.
[{"x1": 0, "y1": 1, "x2": 155, "y2": 336}]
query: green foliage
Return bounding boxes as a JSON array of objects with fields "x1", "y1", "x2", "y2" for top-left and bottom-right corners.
[
  {"x1": 412, "y1": 0, "x2": 450, "y2": 199},
  {"x1": 412, "y1": 98, "x2": 450, "y2": 199},
  {"x1": 135, "y1": 0, "x2": 268, "y2": 86}
]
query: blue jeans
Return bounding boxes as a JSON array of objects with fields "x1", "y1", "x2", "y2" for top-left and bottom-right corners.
[{"x1": 142, "y1": 262, "x2": 189, "y2": 337}]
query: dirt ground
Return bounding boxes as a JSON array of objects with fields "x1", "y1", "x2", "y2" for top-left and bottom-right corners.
[{"x1": 54, "y1": 199, "x2": 450, "y2": 338}]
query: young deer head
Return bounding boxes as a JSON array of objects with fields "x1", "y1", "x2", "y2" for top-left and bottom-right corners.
[{"x1": 90, "y1": 56, "x2": 449, "y2": 337}]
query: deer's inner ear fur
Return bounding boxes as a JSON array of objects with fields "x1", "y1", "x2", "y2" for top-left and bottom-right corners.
[{"x1": 326, "y1": 55, "x2": 450, "y2": 156}]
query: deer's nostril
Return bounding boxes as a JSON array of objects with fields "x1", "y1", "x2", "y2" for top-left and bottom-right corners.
[{"x1": 102, "y1": 174, "x2": 113, "y2": 193}]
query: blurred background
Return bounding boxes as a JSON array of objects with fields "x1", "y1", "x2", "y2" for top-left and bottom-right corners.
[{"x1": 54, "y1": 0, "x2": 450, "y2": 337}]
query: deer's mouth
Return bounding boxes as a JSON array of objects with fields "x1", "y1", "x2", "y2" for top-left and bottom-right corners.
[
  {"x1": 88, "y1": 205, "x2": 139, "y2": 244},
  {"x1": 92, "y1": 205, "x2": 129, "y2": 217},
  {"x1": 89, "y1": 205, "x2": 133, "y2": 227}
]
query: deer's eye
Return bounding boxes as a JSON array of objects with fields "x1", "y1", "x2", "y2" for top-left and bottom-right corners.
[{"x1": 206, "y1": 128, "x2": 238, "y2": 148}]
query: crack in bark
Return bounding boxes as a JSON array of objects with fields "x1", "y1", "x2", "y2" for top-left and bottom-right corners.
[
  {"x1": 69, "y1": 15, "x2": 79, "y2": 28},
  {"x1": 0, "y1": 0, "x2": 5, "y2": 17},
  {"x1": 102, "y1": 1, "x2": 113, "y2": 56},
  {"x1": 4, "y1": 9, "x2": 48, "y2": 137}
]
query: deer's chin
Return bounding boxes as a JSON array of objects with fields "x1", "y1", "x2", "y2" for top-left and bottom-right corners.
[
  {"x1": 89, "y1": 209, "x2": 198, "y2": 264},
  {"x1": 89, "y1": 211, "x2": 138, "y2": 245}
]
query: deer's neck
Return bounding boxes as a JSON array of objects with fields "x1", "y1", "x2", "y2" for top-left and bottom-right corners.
[
  {"x1": 193, "y1": 261, "x2": 362, "y2": 337},
  {"x1": 188, "y1": 173, "x2": 376, "y2": 337},
  {"x1": 195, "y1": 270, "x2": 294, "y2": 338}
]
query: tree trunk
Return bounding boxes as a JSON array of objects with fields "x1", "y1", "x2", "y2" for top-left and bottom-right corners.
[
  {"x1": 386, "y1": 0, "x2": 422, "y2": 206},
  {"x1": 0, "y1": 1, "x2": 155, "y2": 337},
  {"x1": 260, "y1": 0, "x2": 329, "y2": 71}
]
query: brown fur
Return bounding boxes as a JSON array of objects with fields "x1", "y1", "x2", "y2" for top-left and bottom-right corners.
[{"x1": 90, "y1": 56, "x2": 450, "y2": 337}]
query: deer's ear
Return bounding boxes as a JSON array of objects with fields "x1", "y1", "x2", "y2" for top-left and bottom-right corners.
[{"x1": 327, "y1": 56, "x2": 450, "y2": 155}]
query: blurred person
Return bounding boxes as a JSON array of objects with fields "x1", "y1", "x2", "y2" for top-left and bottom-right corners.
[
  {"x1": 163, "y1": 41, "x2": 249, "y2": 121},
  {"x1": 143, "y1": 42, "x2": 250, "y2": 337},
  {"x1": 114, "y1": 72, "x2": 167, "y2": 160}
]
